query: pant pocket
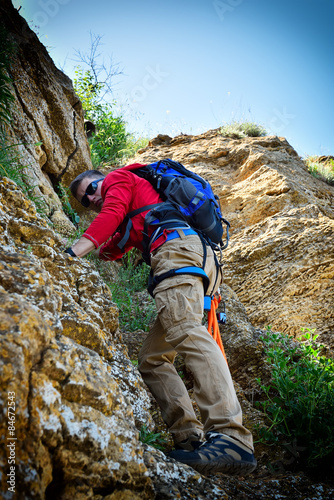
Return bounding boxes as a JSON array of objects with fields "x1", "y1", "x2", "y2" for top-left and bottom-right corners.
[{"x1": 155, "y1": 280, "x2": 204, "y2": 330}]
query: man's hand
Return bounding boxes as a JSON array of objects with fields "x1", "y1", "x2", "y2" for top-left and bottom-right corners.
[{"x1": 70, "y1": 236, "x2": 96, "y2": 257}]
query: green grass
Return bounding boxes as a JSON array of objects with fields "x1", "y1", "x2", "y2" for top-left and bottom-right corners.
[
  {"x1": 66, "y1": 226, "x2": 86, "y2": 247},
  {"x1": 58, "y1": 183, "x2": 80, "y2": 225},
  {"x1": 107, "y1": 249, "x2": 156, "y2": 332},
  {"x1": 0, "y1": 140, "x2": 27, "y2": 186},
  {"x1": 220, "y1": 120, "x2": 267, "y2": 139},
  {"x1": 0, "y1": 23, "x2": 15, "y2": 129},
  {"x1": 255, "y1": 326, "x2": 334, "y2": 469},
  {"x1": 305, "y1": 156, "x2": 334, "y2": 186},
  {"x1": 83, "y1": 246, "x2": 156, "y2": 332},
  {"x1": 118, "y1": 134, "x2": 149, "y2": 163},
  {"x1": 0, "y1": 137, "x2": 48, "y2": 216}
]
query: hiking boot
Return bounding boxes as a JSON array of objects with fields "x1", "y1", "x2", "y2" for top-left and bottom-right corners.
[
  {"x1": 174, "y1": 436, "x2": 204, "y2": 451},
  {"x1": 168, "y1": 432, "x2": 257, "y2": 475}
]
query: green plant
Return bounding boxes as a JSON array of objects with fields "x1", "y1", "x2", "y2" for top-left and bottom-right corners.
[
  {"x1": 74, "y1": 65, "x2": 141, "y2": 167},
  {"x1": 0, "y1": 140, "x2": 26, "y2": 186},
  {"x1": 0, "y1": 23, "x2": 15, "y2": 129},
  {"x1": 58, "y1": 183, "x2": 80, "y2": 225},
  {"x1": 88, "y1": 108, "x2": 129, "y2": 166},
  {"x1": 107, "y1": 249, "x2": 156, "y2": 331},
  {"x1": 139, "y1": 424, "x2": 166, "y2": 450},
  {"x1": 65, "y1": 226, "x2": 86, "y2": 247},
  {"x1": 0, "y1": 138, "x2": 48, "y2": 216},
  {"x1": 73, "y1": 66, "x2": 105, "y2": 119},
  {"x1": 25, "y1": 184, "x2": 48, "y2": 216},
  {"x1": 305, "y1": 156, "x2": 334, "y2": 185},
  {"x1": 72, "y1": 34, "x2": 150, "y2": 166},
  {"x1": 73, "y1": 55, "x2": 148, "y2": 167},
  {"x1": 119, "y1": 249, "x2": 152, "y2": 291},
  {"x1": 0, "y1": 27, "x2": 48, "y2": 217},
  {"x1": 109, "y1": 281, "x2": 156, "y2": 332},
  {"x1": 256, "y1": 326, "x2": 334, "y2": 468},
  {"x1": 220, "y1": 120, "x2": 267, "y2": 139},
  {"x1": 118, "y1": 135, "x2": 149, "y2": 162}
]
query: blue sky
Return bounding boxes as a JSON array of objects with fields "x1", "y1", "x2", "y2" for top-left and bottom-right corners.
[{"x1": 13, "y1": 0, "x2": 334, "y2": 157}]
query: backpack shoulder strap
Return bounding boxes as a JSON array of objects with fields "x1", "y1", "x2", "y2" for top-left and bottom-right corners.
[{"x1": 117, "y1": 203, "x2": 161, "y2": 252}]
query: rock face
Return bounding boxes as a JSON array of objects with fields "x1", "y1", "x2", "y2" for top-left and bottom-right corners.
[
  {"x1": 134, "y1": 131, "x2": 334, "y2": 349},
  {"x1": 0, "y1": 177, "x2": 149, "y2": 498},
  {"x1": 0, "y1": 0, "x2": 92, "y2": 218},
  {"x1": 0, "y1": 178, "x2": 228, "y2": 499}
]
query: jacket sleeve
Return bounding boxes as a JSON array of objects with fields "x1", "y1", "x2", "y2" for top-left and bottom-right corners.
[
  {"x1": 98, "y1": 232, "x2": 127, "y2": 261},
  {"x1": 82, "y1": 171, "x2": 135, "y2": 249}
]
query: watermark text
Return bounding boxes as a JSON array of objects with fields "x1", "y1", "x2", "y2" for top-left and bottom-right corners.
[
  {"x1": 7, "y1": 391, "x2": 16, "y2": 494},
  {"x1": 213, "y1": 0, "x2": 244, "y2": 21},
  {"x1": 32, "y1": 0, "x2": 71, "y2": 28},
  {"x1": 130, "y1": 65, "x2": 169, "y2": 105},
  {"x1": 269, "y1": 107, "x2": 296, "y2": 134}
]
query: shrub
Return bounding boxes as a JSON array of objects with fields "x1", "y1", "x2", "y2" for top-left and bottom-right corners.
[
  {"x1": 88, "y1": 108, "x2": 129, "y2": 166},
  {"x1": 74, "y1": 66, "x2": 147, "y2": 166},
  {"x1": 305, "y1": 156, "x2": 334, "y2": 186},
  {"x1": 256, "y1": 326, "x2": 334, "y2": 468},
  {"x1": 220, "y1": 120, "x2": 267, "y2": 139},
  {"x1": 74, "y1": 66, "x2": 128, "y2": 165}
]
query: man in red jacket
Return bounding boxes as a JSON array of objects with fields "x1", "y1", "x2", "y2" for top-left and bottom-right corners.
[{"x1": 66, "y1": 164, "x2": 256, "y2": 476}]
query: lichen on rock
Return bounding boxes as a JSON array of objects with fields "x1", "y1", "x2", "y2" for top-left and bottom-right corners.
[{"x1": 0, "y1": 176, "x2": 156, "y2": 498}]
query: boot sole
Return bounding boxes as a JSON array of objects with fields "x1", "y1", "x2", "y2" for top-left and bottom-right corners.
[{"x1": 177, "y1": 457, "x2": 257, "y2": 476}]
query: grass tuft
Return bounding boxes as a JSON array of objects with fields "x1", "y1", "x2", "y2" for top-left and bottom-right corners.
[
  {"x1": 305, "y1": 156, "x2": 334, "y2": 185},
  {"x1": 220, "y1": 120, "x2": 267, "y2": 139},
  {"x1": 107, "y1": 249, "x2": 156, "y2": 332},
  {"x1": 0, "y1": 138, "x2": 48, "y2": 216}
]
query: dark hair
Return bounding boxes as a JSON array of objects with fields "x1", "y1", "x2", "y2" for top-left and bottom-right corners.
[{"x1": 69, "y1": 170, "x2": 105, "y2": 198}]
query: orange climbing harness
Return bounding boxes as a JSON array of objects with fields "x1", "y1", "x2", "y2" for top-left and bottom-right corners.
[{"x1": 207, "y1": 293, "x2": 228, "y2": 364}]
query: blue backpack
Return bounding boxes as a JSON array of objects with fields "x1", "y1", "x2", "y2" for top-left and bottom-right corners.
[{"x1": 117, "y1": 159, "x2": 230, "y2": 261}]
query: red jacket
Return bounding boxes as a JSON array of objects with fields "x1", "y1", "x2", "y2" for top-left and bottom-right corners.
[{"x1": 82, "y1": 163, "x2": 164, "y2": 261}]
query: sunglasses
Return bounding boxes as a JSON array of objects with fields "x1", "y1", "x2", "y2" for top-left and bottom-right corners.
[{"x1": 80, "y1": 178, "x2": 104, "y2": 207}]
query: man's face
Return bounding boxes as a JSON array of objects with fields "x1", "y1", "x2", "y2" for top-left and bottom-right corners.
[{"x1": 76, "y1": 176, "x2": 104, "y2": 213}]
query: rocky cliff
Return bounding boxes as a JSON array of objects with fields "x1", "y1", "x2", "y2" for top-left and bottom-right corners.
[
  {"x1": 1, "y1": 1, "x2": 334, "y2": 499},
  {"x1": 0, "y1": 176, "x2": 228, "y2": 499},
  {"x1": 0, "y1": 0, "x2": 92, "y2": 234}
]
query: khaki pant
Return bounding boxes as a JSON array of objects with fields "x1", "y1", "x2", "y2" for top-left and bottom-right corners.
[{"x1": 138, "y1": 231, "x2": 254, "y2": 451}]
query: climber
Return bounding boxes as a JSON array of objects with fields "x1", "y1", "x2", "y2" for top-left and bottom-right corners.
[{"x1": 64, "y1": 165, "x2": 257, "y2": 476}]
